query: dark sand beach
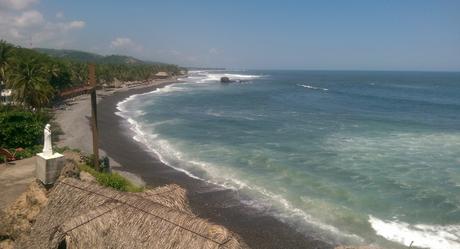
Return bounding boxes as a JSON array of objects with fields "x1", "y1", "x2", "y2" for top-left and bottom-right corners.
[{"x1": 97, "y1": 82, "x2": 333, "y2": 249}]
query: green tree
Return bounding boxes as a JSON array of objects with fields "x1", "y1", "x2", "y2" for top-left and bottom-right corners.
[
  {"x1": 0, "y1": 40, "x2": 14, "y2": 84},
  {"x1": 8, "y1": 57, "x2": 54, "y2": 108},
  {"x1": 47, "y1": 60, "x2": 73, "y2": 90},
  {"x1": 0, "y1": 106, "x2": 50, "y2": 148}
]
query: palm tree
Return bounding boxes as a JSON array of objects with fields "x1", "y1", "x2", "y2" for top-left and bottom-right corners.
[
  {"x1": 0, "y1": 40, "x2": 14, "y2": 84},
  {"x1": 8, "y1": 57, "x2": 54, "y2": 108}
]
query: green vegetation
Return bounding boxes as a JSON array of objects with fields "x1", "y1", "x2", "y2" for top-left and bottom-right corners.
[
  {"x1": 80, "y1": 164, "x2": 143, "y2": 192},
  {"x1": 34, "y1": 47, "x2": 184, "y2": 84},
  {"x1": 13, "y1": 145, "x2": 43, "y2": 159},
  {"x1": 0, "y1": 106, "x2": 50, "y2": 161},
  {"x1": 0, "y1": 40, "x2": 185, "y2": 109},
  {"x1": 8, "y1": 56, "x2": 54, "y2": 108},
  {"x1": 33, "y1": 48, "x2": 104, "y2": 62},
  {"x1": 0, "y1": 106, "x2": 50, "y2": 149},
  {"x1": 0, "y1": 40, "x2": 184, "y2": 161},
  {"x1": 54, "y1": 146, "x2": 81, "y2": 154}
]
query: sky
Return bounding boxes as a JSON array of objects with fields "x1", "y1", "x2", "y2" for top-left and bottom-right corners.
[{"x1": 0, "y1": 0, "x2": 459, "y2": 71}]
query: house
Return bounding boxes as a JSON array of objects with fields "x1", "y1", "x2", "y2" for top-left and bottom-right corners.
[
  {"x1": 154, "y1": 71, "x2": 169, "y2": 79},
  {"x1": 0, "y1": 89, "x2": 12, "y2": 104}
]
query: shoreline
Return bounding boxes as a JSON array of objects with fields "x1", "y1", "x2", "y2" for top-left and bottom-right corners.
[
  {"x1": 55, "y1": 78, "x2": 334, "y2": 248},
  {"x1": 96, "y1": 81, "x2": 334, "y2": 249}
]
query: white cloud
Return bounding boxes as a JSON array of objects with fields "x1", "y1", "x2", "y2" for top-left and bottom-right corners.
[
  {"x1": 0, "y1": 0, "x2": 38, "y2": 10},
  {"x1": 111, "y1": 37, "x2": 134, "y2": 48},
  {"x1": 14, "y1": 10, "x2": 43, "y2": 27},
  {"x1": 110, "y1": 37, "x2": 143, "y2": 53},
  {"x1": 66, "y1": 20, "x2": 85, "y2": 30},
  {"x1": 0, "y1": 7, "x2": 85, "y2": 47}
]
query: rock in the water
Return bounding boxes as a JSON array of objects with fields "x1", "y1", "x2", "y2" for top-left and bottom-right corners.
[{"x1": 220, "y1": 77, "x2": 231, "y2": 83}]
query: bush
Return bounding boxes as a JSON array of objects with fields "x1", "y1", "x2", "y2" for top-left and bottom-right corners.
[
  {"x1": 14, "y1": 145, "x2": 42, "y2": 159},
  {"x1": 79, "y1": 164, "x2": 143, "y2": 192},
  {"x1": 0, "y1": 106, "x2": 50, "y2": 149},
  {"x1": 54, "y1": 146, "x2": 80, "y2": 154},
  {"x1": 81, "y1": 154, "x2": 110, "y2": 172}
]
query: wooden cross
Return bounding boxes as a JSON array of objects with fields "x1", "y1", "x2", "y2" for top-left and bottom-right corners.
[{"x1": 88, "y1": 64, "x2": 100, "y2": 171}]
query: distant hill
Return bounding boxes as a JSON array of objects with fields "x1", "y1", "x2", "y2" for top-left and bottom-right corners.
[
  {"x1": 99, "y1": 54, "x2": 144, "y2": 64},
  {"x1": 34, "y1": 48, "x2": 149, "y2": 65}
]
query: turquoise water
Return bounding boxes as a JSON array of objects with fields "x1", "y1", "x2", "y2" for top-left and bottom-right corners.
[{"x1": 117, "y1": 70, "x2": 460, "y2": 249}]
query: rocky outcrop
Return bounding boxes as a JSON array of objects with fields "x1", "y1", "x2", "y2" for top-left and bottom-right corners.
[{"x1": 221, "y1": 77, "x2": 231, "y2": 83}]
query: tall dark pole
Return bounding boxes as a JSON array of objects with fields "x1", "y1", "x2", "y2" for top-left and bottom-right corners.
[{"x1": 88, "y1": 64, "x2": 100, "y2": 171}]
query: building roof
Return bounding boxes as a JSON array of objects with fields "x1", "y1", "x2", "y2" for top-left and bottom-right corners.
[
  {"x1": 18, "y1": 178, "x2": 243, "y2": 249},
  {"x1": 1, "y1": 89, "x2": 12, "y2": 97},
  {"x1": 155, "y1": 71, "x2": 169, "y2": 77}
]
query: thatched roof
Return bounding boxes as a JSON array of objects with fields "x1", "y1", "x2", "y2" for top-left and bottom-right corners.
[
  {"x1": 155, "y1": 71, "x2": 169, "y2": 77},
  {"x1": 17, "y1": 178, "x2": 243, "y2": 249}
]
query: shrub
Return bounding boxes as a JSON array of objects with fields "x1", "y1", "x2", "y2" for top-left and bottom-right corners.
[
  {"x1": 54, "y1": 146, "x2": 80, "y2": 154},
  {"x1": 0, "y1": 106, "x2": 50, "y2": 149},
  {"x1": 81, "y1": 154, "x2": 110, "y2": 172},
  {"x1": 79, "y1": 164, "x2": 143, "y2": 192},
  {"x1": 14, "y1": 145, "x2": 42, "y2": 159}
]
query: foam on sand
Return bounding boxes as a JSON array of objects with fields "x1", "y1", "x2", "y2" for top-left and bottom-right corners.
[{"x1": 369, "y1": 215, "x2": 460, "y2": 249}]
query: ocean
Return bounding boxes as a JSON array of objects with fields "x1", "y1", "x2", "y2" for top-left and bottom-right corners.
[{"x1": 117, "y1": 70, "x2": 460, "y2": 249}]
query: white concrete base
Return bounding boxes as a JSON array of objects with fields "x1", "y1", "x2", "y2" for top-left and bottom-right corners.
[{"x1": 36, "y1": 152, "x2": 65, "y2": 185}]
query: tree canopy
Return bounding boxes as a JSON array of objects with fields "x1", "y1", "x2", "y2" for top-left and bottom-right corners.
[{"x1": 0, "y1": 40, "x2": 185, "y2": 109}]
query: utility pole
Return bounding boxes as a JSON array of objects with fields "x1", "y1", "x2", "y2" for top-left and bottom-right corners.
[{"x1": 88, "y1": 64, "x2": 100, "y2": 171}]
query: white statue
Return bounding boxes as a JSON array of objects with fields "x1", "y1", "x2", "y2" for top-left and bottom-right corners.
[{"x1": 43, "y1": 124, "x2": 53, "y2": 157}]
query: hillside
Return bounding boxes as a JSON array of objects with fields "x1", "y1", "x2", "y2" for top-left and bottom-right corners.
[{"x1": 34, "y1": 48, "x2": 146, "y2": 65}]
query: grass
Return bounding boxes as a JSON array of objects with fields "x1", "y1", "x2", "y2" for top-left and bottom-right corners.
[
  {"x1": 79, "y1": 164, "x2": 144, "y2": 192},
  {"x1": 54, "y1": 146, "x2": 81, "y2": 154}
]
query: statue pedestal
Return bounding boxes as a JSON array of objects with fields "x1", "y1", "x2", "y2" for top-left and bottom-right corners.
[{"x1": 36, "y1": 152, "x2": 65, "y2": 185}]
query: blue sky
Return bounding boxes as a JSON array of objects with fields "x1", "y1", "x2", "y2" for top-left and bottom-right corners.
[{"x1": 1, "y1": 0, "x2": 459, "y2": 71}]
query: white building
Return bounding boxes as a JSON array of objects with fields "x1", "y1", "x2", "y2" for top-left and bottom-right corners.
[{"x1": 1, "y1": 89, "x2": 12, "y2": 104}]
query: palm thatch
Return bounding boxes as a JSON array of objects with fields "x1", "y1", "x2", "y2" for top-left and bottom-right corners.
[
  {"x1": 17, "y1": 178, "x2": 243, "y2": 249},
  {"x1": 137, "y1": 184, "x2": 193, "y2": 214}
]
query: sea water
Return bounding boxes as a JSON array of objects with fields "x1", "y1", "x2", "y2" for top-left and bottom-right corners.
[{"x1": 117, "y1": 70, "x2": 460, "y2": 249}]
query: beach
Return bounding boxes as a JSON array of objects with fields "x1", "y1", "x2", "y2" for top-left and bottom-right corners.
[{"x1": 54, "y1": 79, "x2": 333, "y2": 249}]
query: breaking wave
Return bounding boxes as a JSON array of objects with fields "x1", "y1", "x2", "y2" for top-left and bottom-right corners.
[
  {"x1": 369, "y1": 216, "x2": 460, "y2": 249},
  {"x1": 188, "y1": 70, "x2": 263, "y2": 83},
  {"x1": 297, "y1": 84, "x2": 328, "y2": 91}
]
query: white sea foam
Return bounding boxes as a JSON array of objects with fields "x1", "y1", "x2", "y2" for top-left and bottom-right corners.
[
  {"x1": 189, "y1": 70, "x2": 263, "y2": 83},
  {"x1": 115, "y1": 83, "x2": 363, "y2": 245},
  {"x1": 297, "y1": 84, "x2": 328, "y2": 91},
  {"x1": 369, "y1": 216, "x2": 460, "y2": 249},
  {"x1": 114, "y1": 71, "x2": 373, "y2": 245},
  {"x1": 115, "y1": 71, "x2": 460, "y2": 249}
]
